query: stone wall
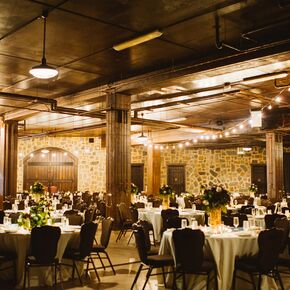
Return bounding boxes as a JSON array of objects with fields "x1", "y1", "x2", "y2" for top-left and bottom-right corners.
[
  {"x1": 160, "y1": 146, "x2": 266, "y2": 194},
  {"x1": 17, "y1": 137, "x2": 270, "y2": 194},
  {"x1": 17, "y1": 137, "x2": 106, "y2": 192}
]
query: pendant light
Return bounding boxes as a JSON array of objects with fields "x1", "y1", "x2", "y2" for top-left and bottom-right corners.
[
  {"x1": 138, "y1": 113, "x2": 147, "y2": 142},
  {"x1": 29, "y1": 12, "x2": 58, "y2": 79}
]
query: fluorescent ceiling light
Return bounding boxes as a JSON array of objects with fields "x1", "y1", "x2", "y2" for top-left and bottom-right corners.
[
  {"x1": 113, "y1": 30, "x2": 163, "y2": 51},
  {"x1": 167, "y1": 117, "x2": 187, "y2": 123},
  {"x1": 241, "y1": 72, "x2": 288, "y2": 85}
]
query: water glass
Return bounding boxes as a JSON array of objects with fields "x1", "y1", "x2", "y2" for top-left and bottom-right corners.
[
  {"x1": 248, "y1": 218, "x2": 254, "y2": 228},
  {"x1": 181, "y1": 219, "x2": 188, "y2": 229},
  {"x1": 61, "y1": 217, "x2": 68, "y2": 227},
  {"x1": 285, "y1": 210, "x2": 289, "y2": 217},
  {"x1": 3, "y1": 217, "x2": 11, "y2": 226},
  {"x1": 233, "y1": 217, "x2": 239, "y2": 228},
  {"x1": 267, "y1": 209, "x2": 272, "y2": 214},
  {"x1": 251, "y1": 208, "x2": 256, "y2": 216},
  {"x1": 243, "y1": 220, "x2": 249, "y2": 231},
  {"x1": 192, "y1": 204, "x2": 196, "y2": 212}
]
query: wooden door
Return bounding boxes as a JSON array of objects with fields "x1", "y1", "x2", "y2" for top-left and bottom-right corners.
[
  {"x1": 167, "y1": 165, "x2": 185, "y2": 194},
  {"x1": 131, "y1": 164, "x2": 144, "y2": 192},
  {"x1": 251, "y1": 164, "x2": 267, "y2": 194},
  {"x1": 23, "y1": 148, "x2": 77, "y2": 192},
  {"x1": 283, "y1": 153, "x2": 290, "y2": 194}
]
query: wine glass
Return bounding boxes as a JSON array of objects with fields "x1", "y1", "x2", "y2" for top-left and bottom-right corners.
[{"x1": 233, "y1": 217, "x2": 239, "y2": 229}]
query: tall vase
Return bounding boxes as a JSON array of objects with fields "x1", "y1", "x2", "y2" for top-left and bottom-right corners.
[
  {"x1": 162, "y1": 195, "x2": 170, "y2": 209},
  {"x1": 209, "y1": 208, "x2": 222, "y2": 226},
  {"x1": 32, "y1": 193, "x2": 41, "y2": 203}
]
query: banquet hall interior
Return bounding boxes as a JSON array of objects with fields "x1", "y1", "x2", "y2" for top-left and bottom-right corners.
[{"x1": 1, "y1": 1, "x2": 290, "y2": 290}]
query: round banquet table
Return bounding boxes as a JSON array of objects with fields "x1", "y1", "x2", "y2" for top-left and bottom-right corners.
[
  {"x1": 159, "y1": 228, "x2": 278, "y2": 290},
  {"x1": 0, "y1": 225, "x2": 80, "y2": 289},
  {"x1": 138, "y1": 208, "x2": 205, "y2": 242}
]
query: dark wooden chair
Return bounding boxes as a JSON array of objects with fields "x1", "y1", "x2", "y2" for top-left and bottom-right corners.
[
  {"x1": 23, "y1": 226, "x2": 62, "y2": 289},
  {"x1": 62, "y1": 222, "x2": 99, "y2": 285},
  {"x1": 116, "y1": 203, "x2": 133, "y2": 242},
  {"x1": 232, "y1": 228, "x2": 284, "y2": 290},
  {"x1": 161, "y1": 209, "x2": 179, "y2": 232},
  {"x1": 90, "y1": 217, "x2": 115, "y2": 274},
  {"x1": 131, "y1": 225, "x2": 174, "y2": 290},
  {"x1": 172, "y1": 228, "x2": 217, "y2": 290}
]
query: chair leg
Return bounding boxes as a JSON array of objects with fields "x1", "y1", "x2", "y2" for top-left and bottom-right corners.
[
  {"x1": 105, "y1": 251, "x2": 116, "y2": 275},
  {"x1": 214, "y1": 268, "x2": 218, "y2": 290},
  {"x1": 276, "y1": 271, "x2": 285, "y2": 290},
  {"x1": 182, "y1": 271, "x2": 186, "y2": 290},
  {"x1": 73, "y1": 260, "x2": 83, "y2": 286},
  {"x1": 97, "y1": 252, "x2": 106, "y2": 270},
  {"x1": 232, "y1": 268, "x2": 236, "y2": 290},
  {"x1": 131, "y1": 263, "x2": 143, "y2": 290},
  {"x1": 258, "y1": 273, "x2": 261, "y2": 290},
  {"x1": 90, "y1": 256, "x2": 101, "y2": 282},
  {"x1": 58, "y1": 264, "x2": 63, "y2": 290},
  {"x1": 142, "y1": 266, "x2": 153, "y2": 290},
  {"x1": 85, "y1": 258, "x2": 90, "y2": 278},
  {"x1": 23, "y1": 265, "x2": 27, "y2": 290},
  {"x1": 161, "y1": 266, "x2": 166, "y2": 287},
  {"x1": 54, "y1": 264, "x2": 57, "y2": 288},
  {"x1": 172, "y1": 268, "x2": 177, "y2": 290},
  {"x1": 127, "y1": 231, "x2": 134, "y2": 245},
  {"x1": 116, "y1": 229, "x2": 124, "y2": 242},
  {"x1": 249, "y1": 273, "x2": 256, "y2": 290},
  {"x1": 27, "y1": 267, "x2": 30, "y2": 290},
  {"x1": 206, "y1": 271, "x2": 211, "y2": 290}
]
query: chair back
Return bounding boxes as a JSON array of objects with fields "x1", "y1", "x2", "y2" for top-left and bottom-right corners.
[
  {"x1": 152, "y1": 199, "x2": 162, "y2": 208},
  {"x1": 258, "y1": 228, "x2": 284, "y2": 273},
  {"x1": 0, "y1": 211, "x2": 4, "y2": 224},
  {"x1": 84, "y1": 206, "x2": 96, "y2": 223},
  {"x1": 274, "y1": 217, "x2": 290, "y2": 252},
  {"x1": 136, "y1": 220, "x2": 152, "y2": 252},
  {"x1": 66, "y1": 214, "x2": 83, "y2": 225},
  {"x1": 31, "y1": 226, "x2": 61, "y2": 264},
  {"x1": 100, "y1": 218, "x2": 114, "y2": 248},
  {"x1": 3, "y1": 201, "x2": 12, "y2": 210},
  {"x1": 166, "y1": 217, "x2": 189, "y2": 229},
  {"x1": 79, "y1": 222, "x2": 98, "y2": 258},
  {"x1": 134, "y1": 202, "x2": 145, "y2": 209},
  {"x1": 97, "y1": 200, "x2": 106, "y2": 217},
  {"x1": 173, "y1": 228, "x2": 205, "y2": 272},
  {"x1": 118, "y1": 202, "x2": 130, "y2": 222},
  {"x1": 161, "y1": 209, "x2": 179, "y2": 231},
  {"x1": 264, "y1": 213, "x2": 285, "y2": 229},
  {"x1": 130, "y1": 206, "x2": 139, "y2": 223},
  {"x1": 133, "y1": 225, "x2": 148, "y2": 264}
]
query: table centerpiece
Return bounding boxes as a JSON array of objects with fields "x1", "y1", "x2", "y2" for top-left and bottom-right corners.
[
  {"x1": 131, "y1": 183, "x2": 139, "y2": 203},
  {"x1": 159, "y1": 185, "x2": 173, "y2": 209},
  {"x1": 18, "y1": 199, "x2": 53, "y2": 230},
  {"x1": 249, "y1": 183, "x2": 258, "y2": 197},
  {"x1": 201, "y1": 184, "x2": 230, "y2": 226},
  {"x1": 30, "y1": 181, "x2": 45, "y2": 202}
]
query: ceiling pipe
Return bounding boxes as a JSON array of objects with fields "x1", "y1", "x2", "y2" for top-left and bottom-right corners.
[{"x1": 215, "y1": 13, "x2": 241, "y2": 52}]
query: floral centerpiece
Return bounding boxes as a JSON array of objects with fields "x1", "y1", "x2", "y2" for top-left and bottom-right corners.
[
  {"x1": 18, "y1": 199, "x2": 53, "y2": 230},
  {"x1": 30, "y1": 181, "x2": 45, "y2": 202},
  {"x1": 159, "y1": 185, "x2": 173, "y2": 208},
  {"x1": 130, "y1": 183, "x2": 139, "y2": 203},
  {"x1": 201, "y1": 184, "x2": 230, "y2": 226},
  {"x1": 249, "y1": 183, "x2": 258, "y2": 197}
]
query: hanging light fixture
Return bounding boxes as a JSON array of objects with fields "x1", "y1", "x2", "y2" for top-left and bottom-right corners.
[
  {"x1": 138, "y1": 113, "x2": 147, "y2": 142},
  {"x1": 29, "y1": 11, "x2": 58, "y2": 79}
]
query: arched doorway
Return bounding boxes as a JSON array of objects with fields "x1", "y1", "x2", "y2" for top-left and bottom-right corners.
[{"x1": 23, "y1": 147, "x2": 78, "y2": 192}]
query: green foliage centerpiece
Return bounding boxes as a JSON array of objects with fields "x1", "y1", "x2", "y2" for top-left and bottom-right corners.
[
  {"x1": 18, "y1": 199, "x2": 52, "y2": 230},
  {"x1": 201, "y1": 184, "x2": 230, "y2": 226},
  {"x1": 30, "y1": 181, "x2": 45, "y2": 202},
  {"x1": 159, "y1": 185, "x2": 173, "y2": 208},
  {"x1": 249, "y1": 183, "x2": 258, "y2": 197}
]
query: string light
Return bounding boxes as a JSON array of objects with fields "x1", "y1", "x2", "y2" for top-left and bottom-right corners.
[
  {"x1": 268, "y1": 104, "x2": 272, "y2": 110},
  {"x1": 239, "y1": 124, "x2": 244, "y2": 129},
  {"x1": 275, "y1": 95, "x2": 281, "y2": 103}
]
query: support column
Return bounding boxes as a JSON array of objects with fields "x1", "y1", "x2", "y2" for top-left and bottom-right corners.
[
  {"x1": 0, "y1": 119, "x2": 18, "y2": 206},
  {"x1": 106, "y1": 92, "x2": 131, "y2": 224},
  {"x1": 266, "y1": 132, "x2": 284, "y2": 199},
  {"x1": 147, "y1": 146, "x2": 161, "y2": 195}
]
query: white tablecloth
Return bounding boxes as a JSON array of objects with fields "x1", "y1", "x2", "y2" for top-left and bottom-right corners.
[
  {"x1": 138, "y1": 208, "x2": 205, "y2": 242},
  {"x1": 159, "y1": 229, "x2": 278, "y2": 290},
  {"x1": 0, "y1": 226, "x2": 79, "y2": 288}
]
